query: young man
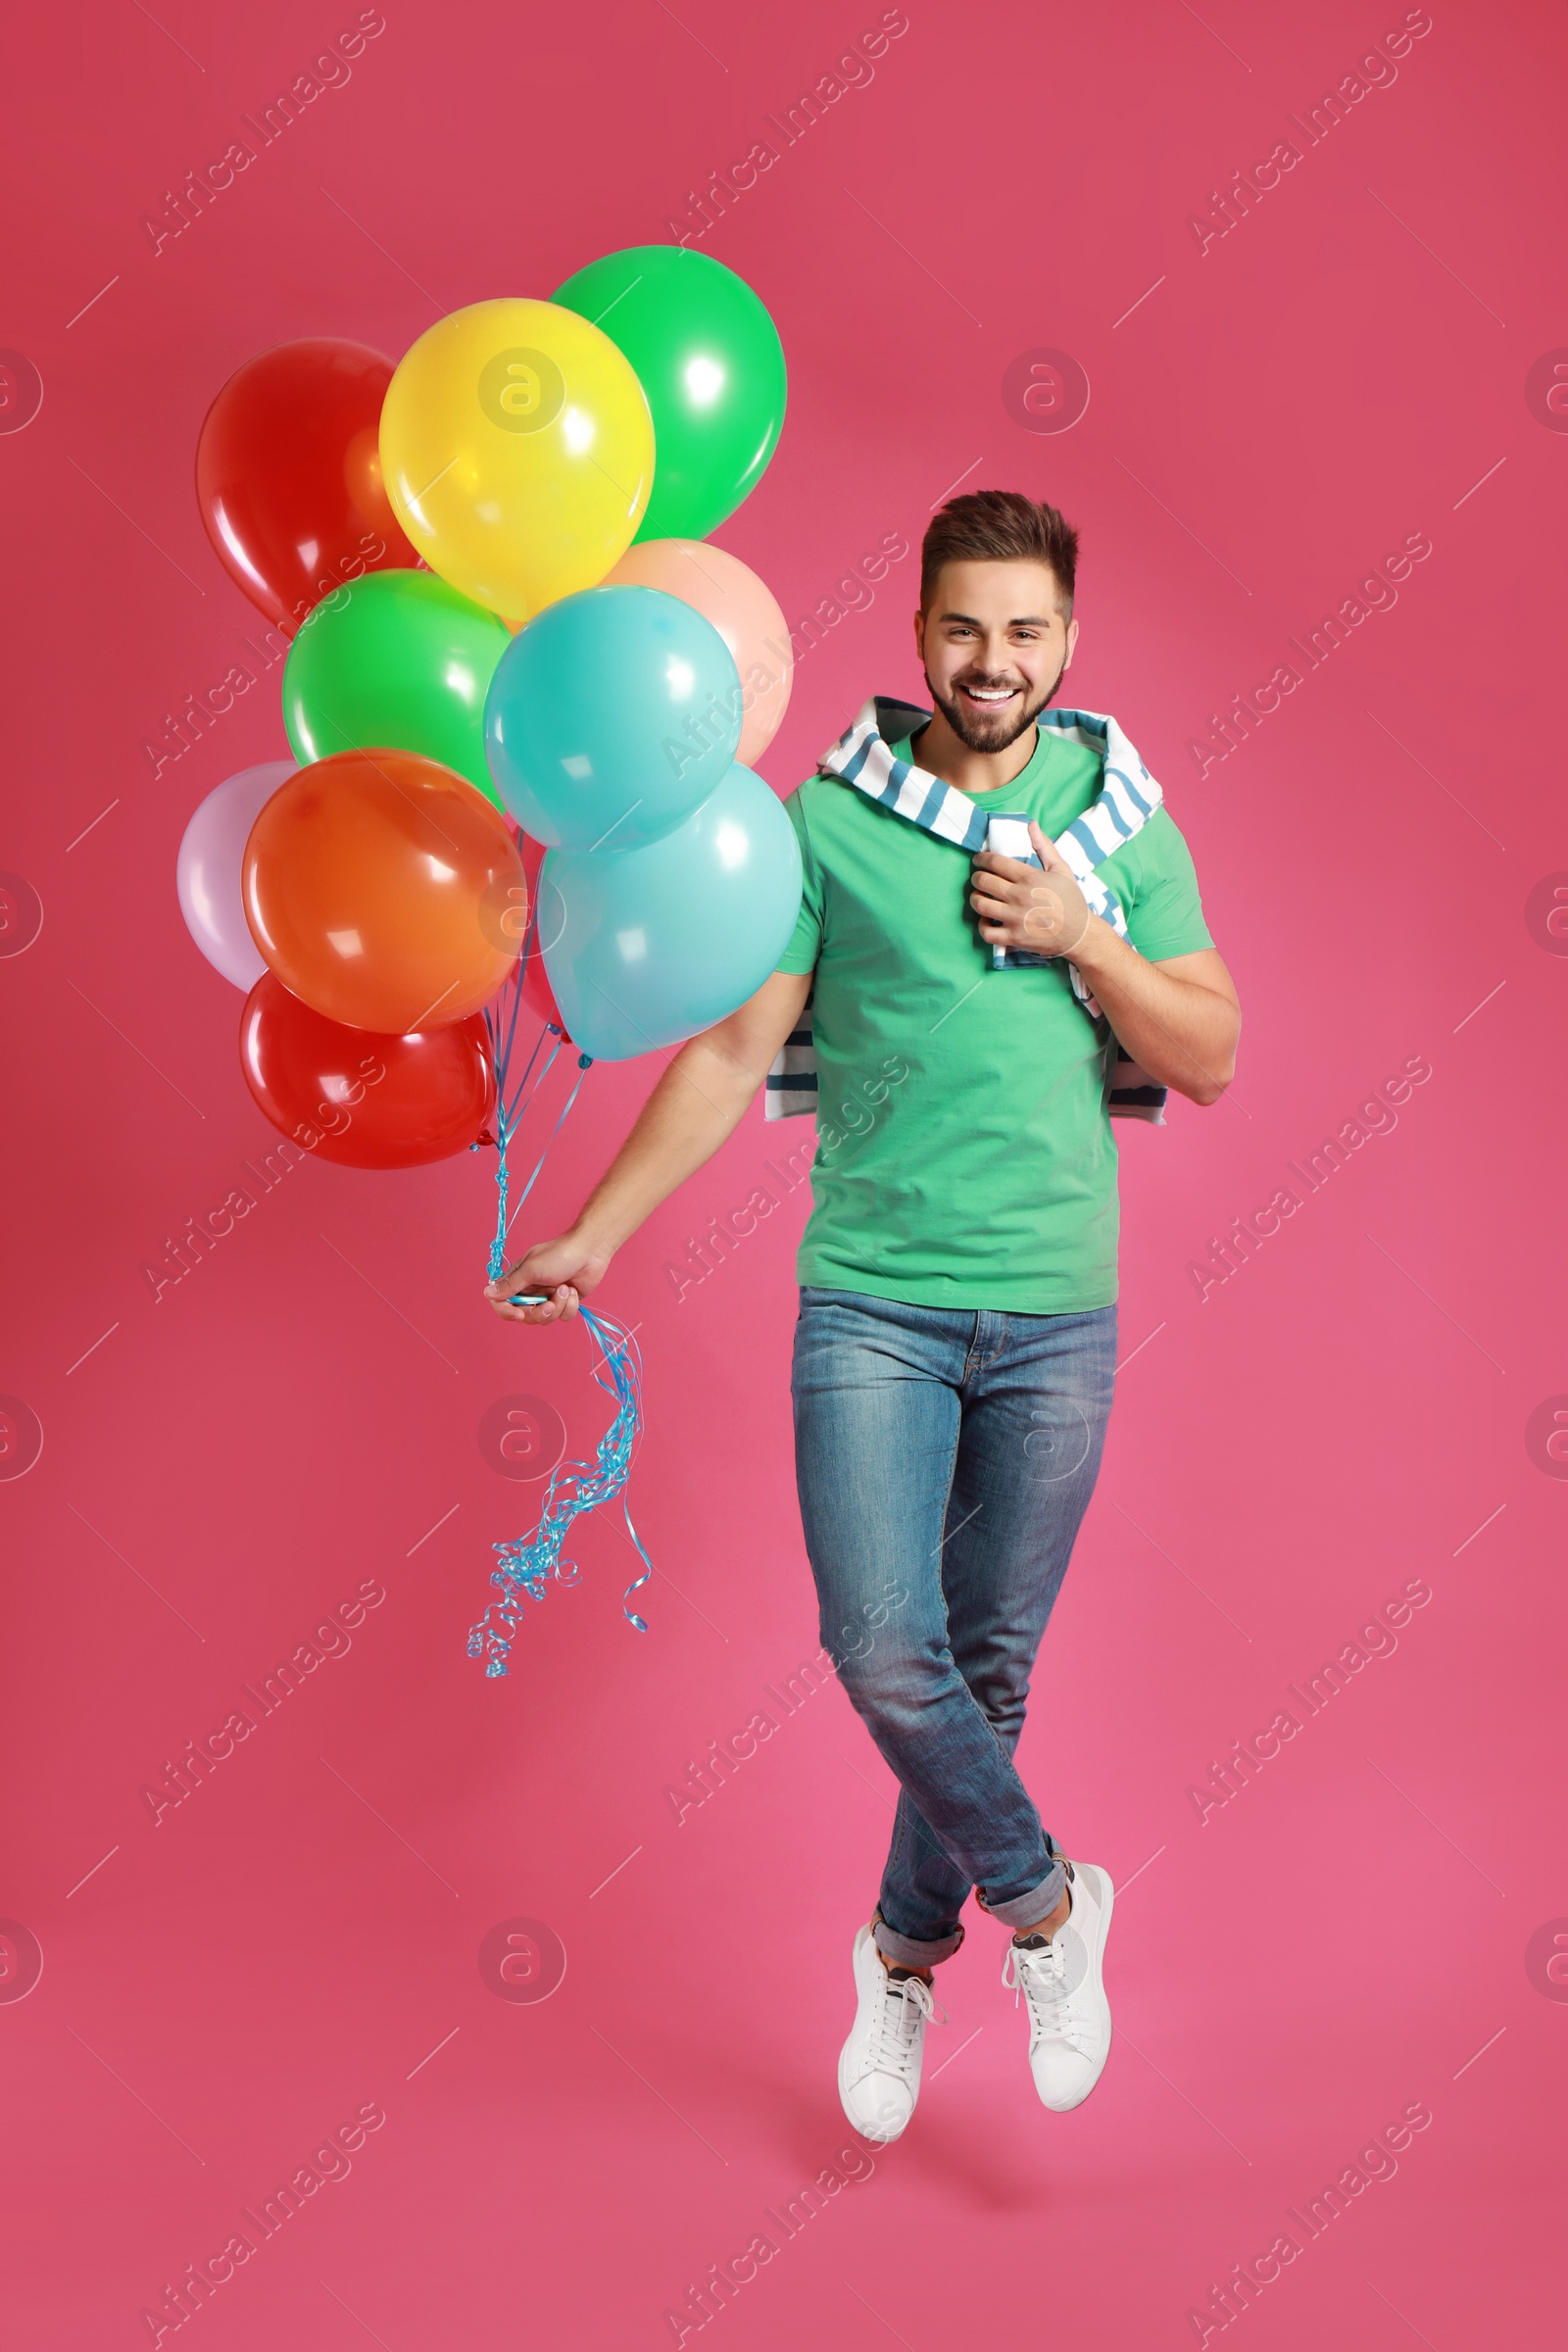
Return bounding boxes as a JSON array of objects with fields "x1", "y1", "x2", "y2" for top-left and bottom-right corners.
[{"x1": 487, "y1": 491, "x2": 1240, "y2": 2141}]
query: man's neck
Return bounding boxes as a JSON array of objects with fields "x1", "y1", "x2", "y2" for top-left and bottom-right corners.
[{"x1": 909, "y1": 707, "x2": 1039, "y2": 798}]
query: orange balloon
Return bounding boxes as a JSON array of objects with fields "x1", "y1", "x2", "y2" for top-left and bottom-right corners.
[
  {"x1": 243, "y1": 750, "x2": 524, "y2": 1031},
  {"x1": 599, "y1": 539, "x2": 794, "y2": 765}
]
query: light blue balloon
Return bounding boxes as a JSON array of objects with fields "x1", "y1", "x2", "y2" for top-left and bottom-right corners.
[
  {"x1": 484, "y1": 584, "x2": 742, "y2": 853},
  {"x1": 540, "y1": 764, "x2": 803, "y2": 1060}
]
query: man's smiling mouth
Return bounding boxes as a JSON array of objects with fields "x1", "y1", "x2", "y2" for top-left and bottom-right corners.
[{"x1": 957, "y1": 682, "x2": 1022, "y2": 709}]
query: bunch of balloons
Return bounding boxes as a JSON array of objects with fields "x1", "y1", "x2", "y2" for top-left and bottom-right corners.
[{"x1": 180, "y1": 245, "x2": 802, "y2": 1169}]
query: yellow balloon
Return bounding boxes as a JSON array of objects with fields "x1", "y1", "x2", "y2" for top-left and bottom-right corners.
[{"x1": 379, "y1": 299, "x2": 655, "y2": 621}]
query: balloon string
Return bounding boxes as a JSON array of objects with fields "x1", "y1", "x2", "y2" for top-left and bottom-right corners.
[
  {"x1": 505, "y1": 1016, "x2": 558, "y2": 1131},
  {"x1": 466, "y1": 1304, "x2": 651, "y2": 1678},
  {"x1": 470, "y1": 849, "x2": 648, "y2": 1674},
  {"x1": 482, "y1": 1015, "x2": 560, "y2": 1283},
  {"x1": 480, "y1": 874, "x2": 583, "y2": 1283},
  {"x1": 497, "y1": 905, "x2": 530, "y2": 1079},
  {"x1": 502, "y1": 886, "x2": 559, "y2": 1113},
  {"x1": 498, "y1": 820, "x2": 536, "y2": 1083},
  {"x1": 482, "y1": 833, "x2": 538, "y2": 1103},
  {"x1": 500, "y1": 1060, "x2": 589, "y2": 1257},
  {"x1": 483, "y1": 895, "x2": 543, "y2": 1118}
]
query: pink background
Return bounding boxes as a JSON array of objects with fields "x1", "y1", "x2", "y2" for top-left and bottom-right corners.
[{"x1": 2, "y1": 1, "x2": 1565, "y2": 2344}]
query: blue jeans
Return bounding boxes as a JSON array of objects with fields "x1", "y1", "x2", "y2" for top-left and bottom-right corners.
[{"x1": 791, "y1": 1286, "x2": 1117, "y2": 1968}]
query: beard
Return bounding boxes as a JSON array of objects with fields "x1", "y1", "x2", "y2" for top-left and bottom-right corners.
[{"x1": 925, "y1": 657, "x2": 1068, "y2": 753}]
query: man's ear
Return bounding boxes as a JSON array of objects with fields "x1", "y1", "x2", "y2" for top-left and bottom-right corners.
[{"x1": 1062, "y1": 615, "x2": 1080, "y2": 670}]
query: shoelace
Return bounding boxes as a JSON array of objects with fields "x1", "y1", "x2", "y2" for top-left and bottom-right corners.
[
  {"x1": 871, "y1": 1972, "x2": 942, "y2": 2079},
  {"x1": 1002, "y1": 1938, "x2": 1094, "y2": 2056}
]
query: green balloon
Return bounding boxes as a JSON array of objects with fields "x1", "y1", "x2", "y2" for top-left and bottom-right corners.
[
  {"x1": 551, "y1": 245, "x2": 786, "y2": 543},
  {"x1": 281, "y1": 569, "x2": 512, "y2": 808}
]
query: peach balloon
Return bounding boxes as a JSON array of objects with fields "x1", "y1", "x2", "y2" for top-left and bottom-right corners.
[
  {"x1": 243, "y1": 750, "x2": 524, "y2": 1033},
  {"x1": 600, "y1": 538, "x2": 794, "y2": 765}
]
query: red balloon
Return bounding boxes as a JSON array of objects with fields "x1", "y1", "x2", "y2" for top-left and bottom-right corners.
[
  {"x1": 517, "y1": 830, "x2": 572, "y2": 1042},
  {"x1": 240, "y1": 974, "x2": 495, "y2": 1168},
  {"x1": 196, "y1": 338, "x2": 418, "y2": 633}
]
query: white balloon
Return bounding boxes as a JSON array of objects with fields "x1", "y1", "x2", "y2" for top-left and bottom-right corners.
[{"x1": 176, "y1": 760, "x2": 296, "y2": 989}]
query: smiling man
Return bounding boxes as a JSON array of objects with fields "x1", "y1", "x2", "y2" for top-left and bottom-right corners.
[{"x1": 487, "y1": 489, "x2": 1240, "y2": 2144}]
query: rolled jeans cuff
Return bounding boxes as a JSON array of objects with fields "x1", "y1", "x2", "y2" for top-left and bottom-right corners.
[
  {"x1": 976, "y1": 1855, "x2": 1069, "y2": 1934},
  {"x1": 871, "y1": 1911, "x2": 966, "y2": 1968}
]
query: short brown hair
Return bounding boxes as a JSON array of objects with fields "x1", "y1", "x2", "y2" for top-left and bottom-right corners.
[{"x1": 920, "y1": 489, "x2": 1079, "y2": 613}]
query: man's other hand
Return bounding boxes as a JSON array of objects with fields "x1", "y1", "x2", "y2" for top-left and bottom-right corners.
[{"x1": 484, "y1": 1232, "x2": 612, "y2": 1325}]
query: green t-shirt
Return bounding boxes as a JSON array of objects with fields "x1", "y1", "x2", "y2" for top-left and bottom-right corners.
[{"x1": 772, "y1": 719, "x2": 1214, "y2": 1312}]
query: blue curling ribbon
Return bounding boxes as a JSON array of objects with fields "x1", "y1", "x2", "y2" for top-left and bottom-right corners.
[
  {"x1": 466, "y1": 1306, "x2": 652, "y2": 1678},
  {"x1": 468, "y1": 867, "x2": 652, "y2": 1675}
]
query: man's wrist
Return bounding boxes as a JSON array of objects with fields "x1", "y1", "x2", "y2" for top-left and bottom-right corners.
[
  {"x1": 570, "y1": 1212, "x2": 618, "y2": 1263},
  {"x1": 1060, "y1": 906, "x2": 1120, "y2": 977}
]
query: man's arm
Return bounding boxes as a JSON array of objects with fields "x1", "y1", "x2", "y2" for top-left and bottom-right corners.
[
  {"x1": 484, "y1": 967, "x2": 813, "y2": 1325},
  {"x1": 968, "y1": 821, "x2": 1240, "y2": 1106},
  {"x1": 1061, "y1": 937, "x2": 1239, "y2": 1106}
]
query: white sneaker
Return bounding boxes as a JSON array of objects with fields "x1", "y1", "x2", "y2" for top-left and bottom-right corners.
[
  {"x1": 1001, "y1": 1860, "x2": 1114, "y2": 2112},
  {"x1": 837, "y1": 1921, "x2": 943, "y2": 2143}
]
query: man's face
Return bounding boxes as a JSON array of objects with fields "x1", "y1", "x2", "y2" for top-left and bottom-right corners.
[{"x1": 914, "y1": 559, "x2": 1079, "y2": 752}]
